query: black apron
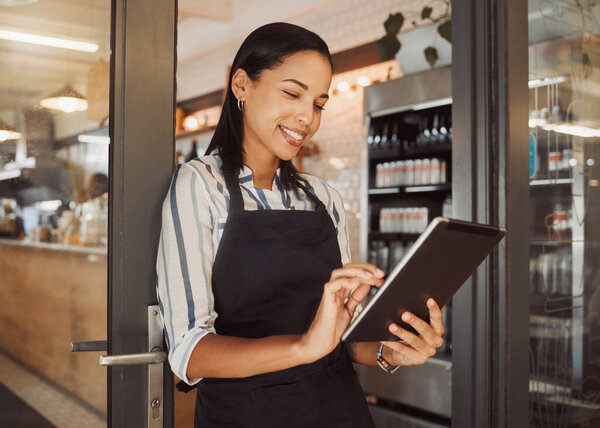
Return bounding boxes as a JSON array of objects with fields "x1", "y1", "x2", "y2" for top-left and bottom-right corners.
[{"x1": 179, "y1": 168, "x2": 374, "y2": 428}]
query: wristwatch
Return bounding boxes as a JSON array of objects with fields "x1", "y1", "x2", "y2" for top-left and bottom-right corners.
[{"x1": 376, "y1": 343, "x2": 399, "y2": 374}]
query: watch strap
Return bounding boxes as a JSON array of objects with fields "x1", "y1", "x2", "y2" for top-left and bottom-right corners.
[{"x1": 376, "y1": 343, "x2": 399, "y2": 374}]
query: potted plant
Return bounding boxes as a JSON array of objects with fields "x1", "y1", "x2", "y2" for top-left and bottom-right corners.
[{"x1": 377, "y1": 1, "x2": 451, "y2": 74}]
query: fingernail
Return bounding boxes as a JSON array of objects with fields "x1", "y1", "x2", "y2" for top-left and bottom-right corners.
[
  {"x1": 377, "y1": 269, "x2": 384, "y2": 276},
  {"x1": 365, "y1": 271, "x2": 373, "y2": 278},
  {"x1": 402, "y1": 313, "x2": 411, "y2": 322},
  {"x1": 428, "y1": 298, "x2": 435, "y2": 307},
  {"x1": 389, "y1": 323, "x2": 398, "y2": 332}
]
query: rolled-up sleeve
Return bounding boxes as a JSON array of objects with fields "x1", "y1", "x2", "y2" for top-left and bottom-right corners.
[{"x1": 156, "y1": 163, "x2": 217, "y2": 385}]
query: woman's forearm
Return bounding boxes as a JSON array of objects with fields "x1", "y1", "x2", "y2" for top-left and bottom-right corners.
[
  {"x1": 345, "y1": 342, "x2": 395, "y2": 366},
  {"x1": 345, "y1": 342, "x2": 378, "y2": 366},
  {"x1": 186, "y1": 333, "x2": 313, "y2": 379}
]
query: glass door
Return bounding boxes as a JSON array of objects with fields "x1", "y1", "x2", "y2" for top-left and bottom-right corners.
[
  {"x1": 0, "y1": 0, "x2": 177, "y2": 427},
  {"x1": 528, "y1": 1, "x2": 600, "y2": 425},
  {"x1": 0, "y1": 1, "x2": 110, "y2": 426}
]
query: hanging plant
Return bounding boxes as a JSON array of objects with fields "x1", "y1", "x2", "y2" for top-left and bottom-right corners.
[{"x1": 376, "y1": 0, "x2": 451, "y2": 69}]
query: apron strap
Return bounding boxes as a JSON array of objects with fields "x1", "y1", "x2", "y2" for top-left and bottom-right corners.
[
  {"x1": 296, "y1": 176, "x2": 325, "y2": 211},
  {"x1": 223, "y1": 168, "x2": 325, "y2": 213},
  {"x1": 223, "y1": 169, "x2": 245, "y2": 213}
]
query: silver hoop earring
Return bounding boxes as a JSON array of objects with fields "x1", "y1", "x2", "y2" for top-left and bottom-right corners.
[{"x1": 237, "y1": 99, "x2": 244, "y2": 111}]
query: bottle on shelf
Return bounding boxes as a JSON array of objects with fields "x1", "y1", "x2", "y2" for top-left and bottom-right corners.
[
  {"x1": 442, "y1": 196, "x2": 452, "y2": 218},
  {"x1": 367, "y1": 122, "x2": 375, "y2": 150},
  {"x1": 390, "y1": 122, "x2": 400, "y2": 148},
  {"x1": 431, "y1": 114, "x2": 441, "y2": 144},
  {"x1": 431, "y1": 158, "x2": 441, "y2": 184},
  {"x1": 439, "y1": 114, "x2": 449, "y2": 144},
  {"x1": 375, "y1": 163, "x2": 383, "y2": 188},
  {"x1": 380, "y1": 122, "x2": 389, "y2": 149},
  {"x1": 373, "y1": 123, "x2": 382, "y2": 149}
]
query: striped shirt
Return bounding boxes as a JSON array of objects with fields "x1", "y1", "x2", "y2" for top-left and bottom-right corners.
[{"x1": 155, "y1": 152, "x2": 351, "y2": 385}]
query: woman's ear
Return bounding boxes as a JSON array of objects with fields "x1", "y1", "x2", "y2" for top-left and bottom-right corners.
[{"x1": 231, "y1": 68, "x2": 250, "y2": 101}]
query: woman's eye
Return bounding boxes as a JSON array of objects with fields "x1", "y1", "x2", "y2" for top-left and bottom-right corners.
[
  {"x1": 283, "y1": 91, "x2": 299, "y2": 98},
  {"x1": 314, "y1": 104, "x2": 325, "y2": 112}
]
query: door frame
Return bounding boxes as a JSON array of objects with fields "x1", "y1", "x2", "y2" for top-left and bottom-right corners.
[
  {"x1": 451, "y1": 0, "x2": 529, "y2": 427},
  {"x1": 108, "y1": 0, "x2": 177, "y2": 426}
]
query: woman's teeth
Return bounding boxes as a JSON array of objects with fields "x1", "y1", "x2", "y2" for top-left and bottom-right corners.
[{"x1": 280, "y1": 126, "x2": 303, "y2": 141}]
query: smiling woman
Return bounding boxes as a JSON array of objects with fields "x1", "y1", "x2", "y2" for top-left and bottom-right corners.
[{"x1": 156, "y1": 22, "x2": 445, "y2": 428}]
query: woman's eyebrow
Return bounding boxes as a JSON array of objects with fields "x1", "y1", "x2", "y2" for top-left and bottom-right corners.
[{"x1": 281, "y1": 78, "x2": 329, "y2": 99}]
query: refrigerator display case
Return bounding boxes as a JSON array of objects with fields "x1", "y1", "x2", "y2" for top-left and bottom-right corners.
[
  {"x1": 358, "y1": 66, "x2": 453, "y2": 428},
  {"x1": 527, "y1": 0, "x2": 600, "y2": 426}
]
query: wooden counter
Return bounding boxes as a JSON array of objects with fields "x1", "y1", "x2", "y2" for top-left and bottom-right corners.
[{"x1": 0, "y1": 239, "x2": 107, "y2": 414}]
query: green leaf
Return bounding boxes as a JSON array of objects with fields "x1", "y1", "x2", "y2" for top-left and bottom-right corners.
[
  {"x1": 424, "y1": 46, "x2": 439, "y2": 68},
  {"x1": 421, "y1": 6, "x2": 433, "y2": 20},
  {"x1": 376, "y1": 34, "x2": 402, "y2": 61},
  {"x1": 438, "y1": 20, "x2": 451, "y2": 43},
  {"x1": 384, "y1": 13, "x2": 404, "y2": 36}
]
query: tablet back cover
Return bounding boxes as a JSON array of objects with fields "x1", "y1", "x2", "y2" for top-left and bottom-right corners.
[{"x1": 343, "y1": 218, "x2": 505, "y2": 343}]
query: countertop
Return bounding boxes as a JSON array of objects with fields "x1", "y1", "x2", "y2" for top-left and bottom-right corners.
[{"x1": 0, "y1": 238, "x2": 107, "y2": 256}]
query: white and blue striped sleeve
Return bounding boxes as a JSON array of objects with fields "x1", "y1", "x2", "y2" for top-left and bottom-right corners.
[
  {"x1": 324, "y1": 182, "x2": 352, "y2": 266},
  {"x1": 156, "y1": 163, "x2": 217, "y2": 385}
]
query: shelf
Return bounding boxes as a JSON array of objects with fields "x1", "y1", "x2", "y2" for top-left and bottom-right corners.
[
  {"x1": 369, "y1": 184, "x2": 451, "y2": 195},
  {"x1": 530, "y1": 238, "x2": 577, "y2": 246},
  {"x1": 369, "y1": 143, "x2": 451, "y2": 161},
  {"x1": 175, "y1": 125, "x2": 217, "y2": 139},
  {"x1": 530, "y1": 178, "x2": 573, "y2": 186},
  {"x1": 369, "y1": 231, "x2": 422, "y2": 239}
]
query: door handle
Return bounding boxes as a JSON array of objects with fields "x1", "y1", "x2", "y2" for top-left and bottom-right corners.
[
  {"x1": 70, "y1": 340, "x2": 107, "y2": 352},
  {"x1": 99, "y1": 349, "x2": 167, "y2": 366},
  {"x1": 70, "y1": 305, "x2": 165, "y2": 428}
]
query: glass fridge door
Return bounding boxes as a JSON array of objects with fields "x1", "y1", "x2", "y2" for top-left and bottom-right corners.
[{"x1": 528, "y1": 1, "x2": 600, "y2": 426}]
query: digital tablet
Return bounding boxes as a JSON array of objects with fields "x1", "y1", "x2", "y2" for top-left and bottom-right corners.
[{"x1": 342, "y1": 217, "x2": 505, "y2": 343}]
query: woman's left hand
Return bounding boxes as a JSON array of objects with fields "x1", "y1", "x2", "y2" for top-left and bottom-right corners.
[{"x1": 380, "y1": 298, "x2": 445, "y2": 367}]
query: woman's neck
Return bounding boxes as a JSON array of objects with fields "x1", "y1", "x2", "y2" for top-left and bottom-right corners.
[{"x1": 242, "y1": 148, "x2": 279, "y2": 190}]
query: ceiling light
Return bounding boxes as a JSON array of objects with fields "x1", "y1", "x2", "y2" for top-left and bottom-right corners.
[
  {"x1": 357, "y1": 76, "x2": 371, "y2": 87},
  {"x1": 0, "y1": 0, "x2": 39, "y2": 5},
  {"x1": 40, "y1": 86, "x2": 88, "y2": 113},
  {"x1": 183, "y1": 115, "x2": 199, "y2": 131},
  {"x1": 528, "y1": 76, "x2": 567, "y2": 89},
  {"x1": 0, "y1": 28, "x2": 98, "y2": 52},
  {"x1": 529, "y1": 118, "x2": 547, "y2": 128},
  {"x1": 0, "y1": 119, "x2": 21, "y2": 142},
  {"x1": 337, "y1": 81, "x2": 350, "y2": 92},
  {"x1": 543, "y1": 124, "x2": 600, "y2": 138}
]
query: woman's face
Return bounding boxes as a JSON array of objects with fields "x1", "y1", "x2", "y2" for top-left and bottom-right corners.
[{"x1": 238, "y1": 50, "x2": 332, "y2": 162}]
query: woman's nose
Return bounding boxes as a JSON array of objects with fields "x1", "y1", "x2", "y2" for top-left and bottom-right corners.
[{"x1": 295, "y1": 102, "x2": 314, "y2": 126}]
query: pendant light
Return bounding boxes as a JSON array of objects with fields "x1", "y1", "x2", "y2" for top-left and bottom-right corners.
[
  {"x1": 0, "y1": 119, "x2": 22, "y2": 142},
  {"x1": 40, "y1": 85, "x2": 88, "y2": 113}
]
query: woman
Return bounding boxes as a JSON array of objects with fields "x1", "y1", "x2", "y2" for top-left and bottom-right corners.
[{"x1": 156, "y1": 22, "x2": 445, "y2": 427}]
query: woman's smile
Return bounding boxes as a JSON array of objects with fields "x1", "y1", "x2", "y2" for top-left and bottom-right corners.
[{"x1": 278, "y1": 125, "x2": 306, "y2": 147}]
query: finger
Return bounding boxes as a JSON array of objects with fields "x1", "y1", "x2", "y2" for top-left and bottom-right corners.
[
  {"x1": 330, "y1": 267, "x2": 386, "y2": 287},
  {"x1": 380, "y1": 340, "x2": 422, "y2": 364},
  {"x1": 427, "y1": 298, "x2": 444, "y2": 336},
  {"x1": 345, "y1": 284, "x2": 371, "y2": 315},
  {"x1": 324, "y1": 277, "x2": 363, "y2": 298},
  {"x1": 387, "y1": 322, "x2": 428, "y2": 351},
  {"x1": 341, "y1": 263, "x2": 385, "y2": 278},
  {"x1": 401, "y1": 312, "x2": 441, "y2": 347}
]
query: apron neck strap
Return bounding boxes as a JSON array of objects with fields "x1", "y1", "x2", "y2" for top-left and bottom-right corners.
[
  {"x1": 223, "y1": 169, "x2": 245, "y2": 213},
  {"x1": 223, "y1": 169, "x2": 325, "y2": 213}
]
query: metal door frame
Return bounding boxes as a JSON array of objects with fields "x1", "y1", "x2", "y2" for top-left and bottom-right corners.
[
  {"x1": 451, "y1": 0, "x2": 529, "y2": 427},
  {"x1": 108, "y1": 0, "x2": 177, "y2": 426}
]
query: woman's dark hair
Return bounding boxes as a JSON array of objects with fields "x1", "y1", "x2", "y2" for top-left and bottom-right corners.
[{"x1": 205, "y1": 22, "x2": 333, "y2": 190}]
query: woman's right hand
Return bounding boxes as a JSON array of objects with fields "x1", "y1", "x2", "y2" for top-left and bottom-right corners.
[{"x1": 300, "y1": 263, "x2": 385, "y2": 362}]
